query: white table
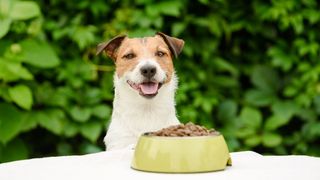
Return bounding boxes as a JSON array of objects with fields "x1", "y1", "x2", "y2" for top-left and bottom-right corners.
[{"x1": 0, "y1": 150, "x2": 319, "y2": 180}]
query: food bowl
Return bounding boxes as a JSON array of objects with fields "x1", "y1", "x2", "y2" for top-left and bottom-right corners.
[{"x1": 131, "y1": 134, "x2": 232, "y2": 173}]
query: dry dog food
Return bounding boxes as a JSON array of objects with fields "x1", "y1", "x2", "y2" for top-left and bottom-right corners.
[{"x1": 146, "y1": 122, "x2": 220, "y2": 137}]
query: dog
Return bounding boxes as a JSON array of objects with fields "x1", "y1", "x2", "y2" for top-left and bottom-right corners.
[{"x1": 96, "y1": 32, "x2": 184, "y2": 150}]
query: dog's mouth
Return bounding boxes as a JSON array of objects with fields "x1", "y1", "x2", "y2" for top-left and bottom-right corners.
[{"x1": 127, "y1": 80, "x2": 163, "y2": 98}]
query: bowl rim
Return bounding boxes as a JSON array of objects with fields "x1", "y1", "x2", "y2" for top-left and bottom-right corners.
[{"x1": 140, "y1": 133, "x2": 223, "y2": 140}]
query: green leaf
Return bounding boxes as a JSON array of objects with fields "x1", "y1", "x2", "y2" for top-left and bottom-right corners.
[
  {"x1": 201, "y1": 100, "x2": 213, "y2": 113},
  {"x1": 83, "y1": 88, "x2": 103, "y2": 105},
  {"x1": 71, "y1": 26, "x2": 97, "y2": 49},
  {"x1": 57, "y1": 142, "x2": 73, "y2": 156},
  {"x1": 291, "y1": 14, "x2": 304, "y2": 34},
  {"x1": 37, "y1": 110, "x2": 66, "y2": 135},
  {"x1": 302, "y1": 122, "x2": 320, "y2": 140},
  {"x1": 8, "y1": 84, "x2": 33, "y2": 110},
  {"x1": 212, "y1": 75, "x2": 238, "y2": 88},
  {"x1": 271, "y1": 101, "x2": 298, "y2": 121},
  {"x1": 225, "y1": 138, "x2": 240, "y2": 151},
  {"x1": 0, "y1": 103, "x2": 23, "y2": 144},
  {"x1": 0, "y1": 18, "x2": 11, "y2": 39},
  {"x1": 132, "y1": 11, "x2": 152, "y2": 28},
  {"x1": 208, "y1": 16, "x2": 222, "y2": 37},
  {"x1": 146, "y1": 1, "x2": 182, "y2": 17},
  {"x1": 296, "y1": 108, "x2": 317, "y2": 122},
  {"x1": 0, "y1": 0, "x2": 13, "y2": 17},
  {"x1": 268, "y1": 101, "x2": 299, "y2": 131},
  {"x1": 92, "y1": 105, "x2": 111, "y2": 119},
  {"x1": 0, "y1": 59, "x2": 33, "y2": 82},
  {"x1": 172, "y1": 22, "x2": 186, "y2": 36},
  {"x1": 239, "y1": 107, "x2": 262, "y2": 129},
  {"x1": 20, "y1": 39, "x2": 60, "y2": 68},
  {"x1": 213, "y1": 58, "x2": 239, "y2": 76},
  {"x1": 268, "y1": 47, "x2": 295, "y2": 71},
  {"x1": 0, "y1": 40, "x2": 10, "y2": 55},
  {"x1": 10, "y1": 1, "x2": 41, "y2": 20},
  {"x1": 70, "y1": 106, "x2": 92, "y2": 122},
  {"x1": 217, "y1": 100, "x2": 237, "y2": 121},
  {"x1": 262, "y1": 133, "x2": 282, "y2": 147},
  {"x1": 303, "y1": 9, "x2": 320, "y2": 24},
  {"x1": 244, "y1": 136, "x2": 261, "y2": 147},
  {"x1": 129, "y1": 29, "x2": 155, "y2": 37},
  {"x1": 20, "y1": 112, "x2": 38, "y2": 132},
  {"x1": 45, "y1": 88, "x2": 70, "y2": 108},
  {"x1": 251, "y1": 66, "x2": 280, "y2": 93},
  {"x1": 0, "y1": 60, "x2": 19, "y2": 81},
  {"x1": 79, "y1": 143, "x2": 102, "y2": 154},
  {"x1": 236, "y1": 128, "x2": 256, "y2": 138},
  {"x1": 264, "y1": 115, "x2": 288, "y2": 130},
  {"x1": 200, "y1": 118, "x2": 214, "y2": 129},
  {"x1": 314, "y1": 96, "x2": 320, "y2": 115},
  {"x1": 198, "y1": 0, "x2": 209, "y2": 4},
  {"x1": 0, "y1": 138, "x2": 28, "y2": 163},
  {"x1": 80, "y1": 122, "x2": 103, "y2": 142},
  {"x1": 63, "y1": 122, "x2": 79, "y2": 137},
  {"x1": 244, "y1": 89, "x2": 275, "y2": 107}
]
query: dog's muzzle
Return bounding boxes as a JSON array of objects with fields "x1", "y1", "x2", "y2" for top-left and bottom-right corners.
[{"x1": 127, "y1": 80, "x2": 163, "y2": 98}]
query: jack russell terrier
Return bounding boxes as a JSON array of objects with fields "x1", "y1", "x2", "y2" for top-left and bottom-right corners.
[{"x1": 96, "y1": 32, "x2": 184, "y2": 150}]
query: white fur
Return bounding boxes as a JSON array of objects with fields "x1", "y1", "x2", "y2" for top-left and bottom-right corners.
[{"x1": 104, "y1": 59, "x2": 180, "y2": 150}]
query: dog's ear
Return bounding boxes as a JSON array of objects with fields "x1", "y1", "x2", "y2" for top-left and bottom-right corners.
[
  {"x1": 96, "y1": 35, "x2": 127, "y2": 60},
  {"x1": 156, "y1": 32, "x2": 184, "y2": 58}
]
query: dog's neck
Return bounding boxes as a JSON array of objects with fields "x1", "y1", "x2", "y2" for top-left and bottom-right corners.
[{"x1": 111, "y1": 74, "x2": 179, "y2": 134}]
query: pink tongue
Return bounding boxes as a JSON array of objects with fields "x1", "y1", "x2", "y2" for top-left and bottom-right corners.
[{"x1": 139, "y1": 83, "x2": 159, "y2": 95}]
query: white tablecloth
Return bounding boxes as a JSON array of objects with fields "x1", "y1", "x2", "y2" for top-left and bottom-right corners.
[{"x1": 0, "y1": 150, "x2": 319, "y2": 180}]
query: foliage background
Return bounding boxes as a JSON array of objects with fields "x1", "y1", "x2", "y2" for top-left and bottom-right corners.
[{"x1": 1, "y1": 0, "x2": 320, "y2": 162}]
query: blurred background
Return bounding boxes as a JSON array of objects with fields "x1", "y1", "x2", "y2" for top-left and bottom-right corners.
[{"x1": 1, "y1": 0, "x2": 320, "y2": 163}]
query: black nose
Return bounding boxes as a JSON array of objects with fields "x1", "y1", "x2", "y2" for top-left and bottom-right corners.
[{"x1": 140, "y1": 65, "x2": 157, "y2": 78}]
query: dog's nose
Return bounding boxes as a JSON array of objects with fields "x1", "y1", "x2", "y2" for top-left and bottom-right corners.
[{"x1": 140, "y1": 65, "x2": 157, "y2": 78}]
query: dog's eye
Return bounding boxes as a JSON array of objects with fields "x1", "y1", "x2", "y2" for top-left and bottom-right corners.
[
  {"x1": 123, "y1": 53, "x2": 136, "y2": 59},
  {"x1": 155, "y1": 51, "x2": 165, "y2": 57}
]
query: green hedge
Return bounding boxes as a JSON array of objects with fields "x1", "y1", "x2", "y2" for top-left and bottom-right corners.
[{"x1": 1, "y1": 0, "x2": 320, "y2": 162}]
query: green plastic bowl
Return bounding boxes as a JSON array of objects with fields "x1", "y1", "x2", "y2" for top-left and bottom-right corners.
[{"x1": 131, "y1": 134, "x2": 232, "y2": 173}]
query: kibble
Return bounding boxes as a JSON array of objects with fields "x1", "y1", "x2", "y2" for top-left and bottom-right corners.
[{"x1": 146, "y1": 122, "x2": 220, "y2": 137}]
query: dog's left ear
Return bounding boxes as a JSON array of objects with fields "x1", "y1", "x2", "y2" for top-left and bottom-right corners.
[
  {"x1": 156, "y1": 32, "x2": 184, "y2": 58},
  {"x1": 96, "y1": 35, "x2": 127, "y2": 61}
]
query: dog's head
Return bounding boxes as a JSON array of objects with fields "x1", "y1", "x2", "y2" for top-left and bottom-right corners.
[{"x1": 96, "y1": 32, "x2": 184, "y2": 99}]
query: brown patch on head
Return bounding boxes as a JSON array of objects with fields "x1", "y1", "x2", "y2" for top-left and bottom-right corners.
[
  {"x1": 150, "y1": 36, "x2": 174, "y2": 83},
  {"x1": 114, "y1": 38, "x2": 140, "y2": 77}
]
